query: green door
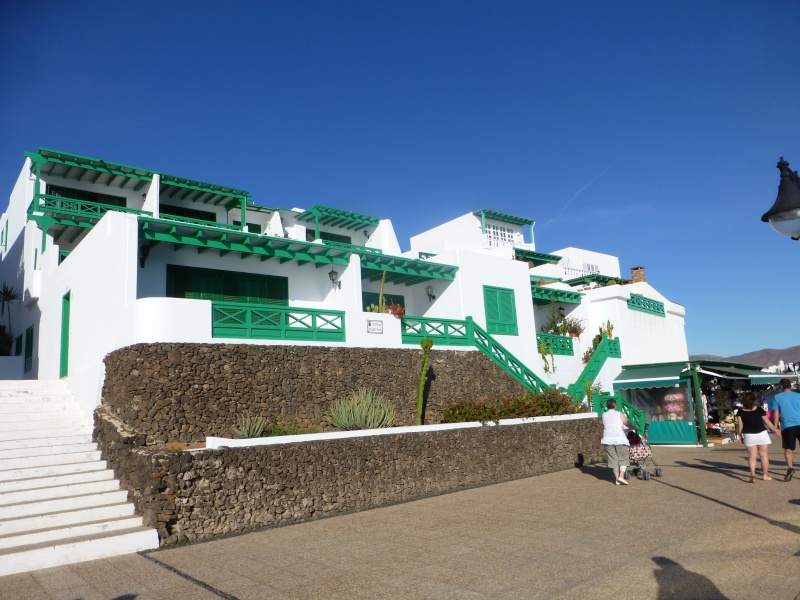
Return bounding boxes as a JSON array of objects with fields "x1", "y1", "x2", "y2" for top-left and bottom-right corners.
[{"x1": 60, "y1": 291, "x2": 70, "y2": 378}]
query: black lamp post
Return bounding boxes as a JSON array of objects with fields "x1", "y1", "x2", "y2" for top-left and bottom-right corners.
[{"x1": 762, "y1": 157, "x2": 800, "y2": 240}]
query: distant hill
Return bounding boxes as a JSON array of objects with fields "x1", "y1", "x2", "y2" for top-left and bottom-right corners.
[{"x1": 689, "y1": 346, "x2": 800, "y2": 368}]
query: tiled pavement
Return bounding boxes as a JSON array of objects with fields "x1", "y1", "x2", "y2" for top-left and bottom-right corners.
[{"x1": 2, "y1": 443, "x2": 800, "y2": 600}]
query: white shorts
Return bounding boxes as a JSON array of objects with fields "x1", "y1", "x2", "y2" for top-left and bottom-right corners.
[{"x1": 743, "y1": 430, "x2": 771, "y2": 447}]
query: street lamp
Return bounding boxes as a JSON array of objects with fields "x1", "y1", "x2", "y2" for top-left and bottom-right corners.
[{"x1": 762, "y1": 157, "x2": 800, "y2": 240}]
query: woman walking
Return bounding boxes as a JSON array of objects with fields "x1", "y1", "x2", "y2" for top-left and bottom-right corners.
[
  {"x1": 601, "y1": 398, "x2": 632, "y2": 485},
  {"x1": 736, "y1": 391, "x2": 781, "y2": 482}
]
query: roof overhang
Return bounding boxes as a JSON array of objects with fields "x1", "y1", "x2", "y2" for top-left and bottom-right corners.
[
  {"x1": 515, "y1": 248, "x2": 561, "y2": 266},
  {"x1": 359, "y1": 254, "x2": 458, "y2": 286},
  {"x1": 295, "y1": 205, "x2": 381, "y2": 230},
  {"x1": 473, "y1": 209, "x2": 533, "y2": 226}
]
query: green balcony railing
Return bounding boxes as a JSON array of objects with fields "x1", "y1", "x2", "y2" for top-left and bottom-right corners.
[
  {"x1": 627, "y1": 293, "x2": 665, "y2": 317},
  {"x1": 29, "y1": 194, "x2": 152, "y2": 222},
  {"x1": 566, "y1": 336, "x2": 622, "y2": 402},
  {"x1": 212, "y1": 303, "x2": 345, "y2": 342},
  {"x1": 535, "y1": 333, "x2": 574, "y2": 356},
  {"x1": 322, "y1": 240, "x2": 383, "y2": 255},
  {"x1": 401, "y1": 316, "x2": 470, "y2": 346},
  {"x1": 159, "y1": 213, "x2": 244, "y2": 232}
]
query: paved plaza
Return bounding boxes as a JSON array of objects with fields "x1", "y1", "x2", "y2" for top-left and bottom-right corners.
[{"x1": 2, "y1": 443, "x2": 800, "y2": 600}]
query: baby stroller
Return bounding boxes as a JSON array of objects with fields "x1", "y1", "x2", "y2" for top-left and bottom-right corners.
[{"x1": 625, "y1": 424, "x2": 663, "y2": 481}]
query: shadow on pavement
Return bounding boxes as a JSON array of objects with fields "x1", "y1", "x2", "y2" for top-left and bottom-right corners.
[
  {"x1": 652, "y1": 479, "x2": 800, "y2": 536},
  {"x1": 652, "y1": 556, "x2": 728, "y2": 600}
]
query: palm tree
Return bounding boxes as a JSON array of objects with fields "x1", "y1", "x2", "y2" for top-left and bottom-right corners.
[{"x1": 0, "y1": 283, "x2": 21, "y2": 337}]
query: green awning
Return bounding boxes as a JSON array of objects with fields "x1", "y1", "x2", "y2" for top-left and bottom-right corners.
[
  {"x1": 613, "y1": 364, "x2": 689, "y2": 390},
  {"x1": 748, "y1": 373, "x2": 799, "y2": 386}
]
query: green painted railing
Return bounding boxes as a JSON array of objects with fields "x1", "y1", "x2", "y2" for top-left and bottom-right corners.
[
  {"x1": 401, "y1": 316, "x2": 470, "y2": 346},
  {"x1": 627, "y1": 293, "x2": 665, "y2": 317},
  {"x1": 212, "y1": 303, "x2": 345, "y2": 342},
  {"x1": 29, "y1": 194, "x2": 151, "y2": 221},
  {"x1": 466, "y1": 317, "x2": 550, "y2": 393},
  {"x1": 159, "y1": 213, "x2": 244, "y2": 231},
  {"x1": 535, "y1": 333, "x2": 574, "y2": 356},
  {"x1": 566, "y1": 336, "x2": 622, "y2": 401},
  {"x1": 531, "y1": 287, "x2": 582, "y2": 305},
  {"x1": 322, "y1": 240, "x2": 383, "y2": 255},
  {"x1": 593, "y1": 393, "x2": 645, "y2": 433}
]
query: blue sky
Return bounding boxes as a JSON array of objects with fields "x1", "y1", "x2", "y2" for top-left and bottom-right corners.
[{"x1": 1, "y1": 1, "x2": 799, "y2": 357}]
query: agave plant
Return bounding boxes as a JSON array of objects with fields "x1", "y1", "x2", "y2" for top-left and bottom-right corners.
[
  {"x1": 328, "y1": 387, "x2": 397, "y2": 430},
  {"x1": 233, "y1": 413, "x2": 268, "y2": 438}
]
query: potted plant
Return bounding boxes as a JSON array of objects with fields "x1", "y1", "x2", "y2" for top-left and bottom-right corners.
[{"x1": 566, "y1": 317, "x2": 585, "y2": 338}]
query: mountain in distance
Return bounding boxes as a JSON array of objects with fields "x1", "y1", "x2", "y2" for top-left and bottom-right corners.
[{"x1": 689, "y1": 345, "x2": 800, "y2": 368}]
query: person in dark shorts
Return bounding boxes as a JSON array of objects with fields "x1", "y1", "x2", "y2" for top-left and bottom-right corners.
[{"x1": 771, "y1": 379, "x2": 800, "y2": 481}]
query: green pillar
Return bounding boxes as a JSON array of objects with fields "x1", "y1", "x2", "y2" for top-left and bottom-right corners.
[
  {"x1": 240, "y1": 196, "x2": 248, "y2": 231},
  {"x1": 690, "y1": 365, "x2": 708, "y2": 448}
]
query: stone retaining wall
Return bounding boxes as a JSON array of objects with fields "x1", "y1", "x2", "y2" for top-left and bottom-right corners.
[
  {"x1": 102, "y1": 344, "x2": 531, "y2": 445},
  {"x1": 94, "y1": 408, "x2": 603, "y2": 545}
]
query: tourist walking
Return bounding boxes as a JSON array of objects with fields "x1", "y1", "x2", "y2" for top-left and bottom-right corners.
[
  {"x1": 736, "y1": 391, "x2": 781, "y2": 482},
  {"x1": 601, "y1": 398, "x2": 632, "y2": 485},
  {"x1": 771, "y1": 378, "x2": 800, "y2": 481}
]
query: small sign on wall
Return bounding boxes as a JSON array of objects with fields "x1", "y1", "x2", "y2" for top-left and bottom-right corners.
[{"x1": 367, "y1": 320, "x2": 383, "y2": 334}]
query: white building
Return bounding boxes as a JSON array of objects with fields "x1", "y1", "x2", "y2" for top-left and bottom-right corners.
[{"x1": 0, "y1": 148, "x2": 689, "y2": 421}]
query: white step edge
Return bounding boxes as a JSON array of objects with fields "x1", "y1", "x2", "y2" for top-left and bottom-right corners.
[
  {"x1": 0, "y1": 527, "x2": 159, "y2": 577},
  {"x1": 0, "y1": 469, "x2": 113, "y2": 493},
  {"x1": 0, "y1": 460, "x2": 108, "y2": 482},
  {"x1": 0, "y1": 502, "x2": 135, "y2": 536},
  {"x1": 0, "y1": 515, "x2": 145, "y2": 550},
  {"x1": 0, "y1": 490, "x2": 130, "y2": 520},
  {"x1": 0, "y1": 427, "x2": 93, "y2": 442},
  {"x1": 0, "y1": 419, "x2": 86, "y2": 433},
  {"x1": 0, "y1": 443, "x2": 98, "y2": 461},
  {"x1": 0, "y1": 410, "x2": 82, "y2": 421},
  {"x1": 0, "y1": 450, "x2": 102, "y2": 471},
  {"x1": 0, "y1": 479, "x2": 120, "y2": 506},
  {"x1": 0, "y1": 434, "x2": 93, "y2": 451}
]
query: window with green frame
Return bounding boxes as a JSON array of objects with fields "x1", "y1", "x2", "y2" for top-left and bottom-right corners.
[
  {"x1": 232, "y1": 220, "x2": 262, "y2": 234},
  {"x1": 166, "y1": 265, "x2": 288, "y2": 305},
  {"x1": 307, "y1": 230, "x2": 352, "y2": 244},
  {"x1": 14, "y1": 335, "x2": 22, "y2": 356},
  {"x1": 362, "y1": 292, "x2": 405, "y2": 311},
  {"x1": 483, "y1": 285, "x2": 518, "y2": 335}
]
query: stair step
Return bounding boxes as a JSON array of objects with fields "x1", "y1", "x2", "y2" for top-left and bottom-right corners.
[
  {"x1": 0, "y1": 502, "x2": 135, "y2": 536},
  {"x1": 0, "y1": 407, "x2": 81, "y2": 420},
  {"x1": 0, "y1": 426, "x2": 93, "y2": 442},
  {"x1": 0, "y1": 469, "x2": 113, "y2": 493},
  {"x1": 0, "y1": 450, "x2": 102, "y2": 471},
  {"x1": 0, "y1": 478, "x2": 120, "y2": 506},
  {"x1": 0, "y1": 434, "x2": 93, "y2": 451},
  {"x1": 0, "y1": 442, "x2": 98, "y2": 461},
  {"x1": 0, "y1": 526, "x2": 159, "y2": 577},
  {"x1": 0, "y1": 490, "x2": 130, "y2": 519},
  {"x1": 0, "y1": 399, "x2": 77, "y2": 411},
  {"x1": 0, "y1": 418, "x2": 86, "y2": 433},
  {"x1": 0, "y1": 460, "x2": 108, "y2": 482},
  {"x1": 0, "y1": 515, "x2": 145, "y2": 550}
]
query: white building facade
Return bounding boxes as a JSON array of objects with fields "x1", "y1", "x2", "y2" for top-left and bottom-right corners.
[{"x1": 0, "y1": 149, "x2": 689, "y2": 421}]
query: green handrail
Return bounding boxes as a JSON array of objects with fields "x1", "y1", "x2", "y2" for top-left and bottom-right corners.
[
  {"x1": 159, "y1": 213, "x2": 244, "y2": 231},
  {"x1": 566, "y1": 336, "x2": 621, "y2": 401},
  {"x1": 28, "y1": 194, "x2": 152, "y2": 221},
  {"x1": 466, "y1": 317, "x2": 551, "y2": 393},
  {"x1": 401, "y1": 316, "x2": 470, "y2": 346},
  {"x1": 593, "y1": 392, "x2": 645, "y2": 433},
  {"x1": 212, "y1": 302, "x2": 345, "y2": 342},
  {"x1": 535, "y1": 333, "x2": 574, "y2": 356},
  {"x1": 322, "y1": 240, "x2": 383, "y2": 255}
]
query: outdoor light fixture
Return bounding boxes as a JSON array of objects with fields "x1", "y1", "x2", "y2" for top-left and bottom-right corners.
[
  {"x1": 762, "y1": 157, "x2": 800, "y2": 240},
  {"x1": 139, "y1": 244, "x2": 150, "y2": 268},
  {"x1": 559, "y1": 306, "x2": 565, "y2": 317},
  {"x1": 363, "y1": 229, "x2": 369, "y2": 238},
  {"x1": 328, "y1": 268, "x2": 341, "y2": 290},
  {"x1": 425, "y1": 285, "x2": 436, "y2": 303},
  {"x1": 141, "y1": 193, "x2": 146, "y2": 203}
]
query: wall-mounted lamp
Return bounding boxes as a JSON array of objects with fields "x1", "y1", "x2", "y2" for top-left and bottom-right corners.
[
  {"x1": 363, "y1": 229, "x2": 369, "y2": 238},
  {"x1": 558, "y1": 306, "x2": 565, "y2": 317},
  {"x1": 328, "y1": 268, "x2": 341, "y2": 290},
  {"x1": 139, "y1": 244, "x2": 150, "y2": 268},
  {"x1": 425, "y1": 285, "x2": 436, "y2": 303},
  {"x1": 141, "y1": 193, "x2": 147, "y2": 203}
]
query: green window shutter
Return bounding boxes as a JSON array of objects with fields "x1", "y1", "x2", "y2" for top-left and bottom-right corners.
[
  {"x1": 483, "y1": 286, "x2": 517, "y2": 335},
  {"x1": 167, "y1": 265, "x2": 288, "y2": 306}
]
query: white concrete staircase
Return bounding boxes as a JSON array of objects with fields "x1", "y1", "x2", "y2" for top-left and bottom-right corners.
[{"x1": 0, "y1": 380, "x2": 159, "y2": 576}]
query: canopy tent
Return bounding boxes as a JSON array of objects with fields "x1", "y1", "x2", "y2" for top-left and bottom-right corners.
[{"x1": 612, "y1": 360, "x2": 795, "y2": 446}]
